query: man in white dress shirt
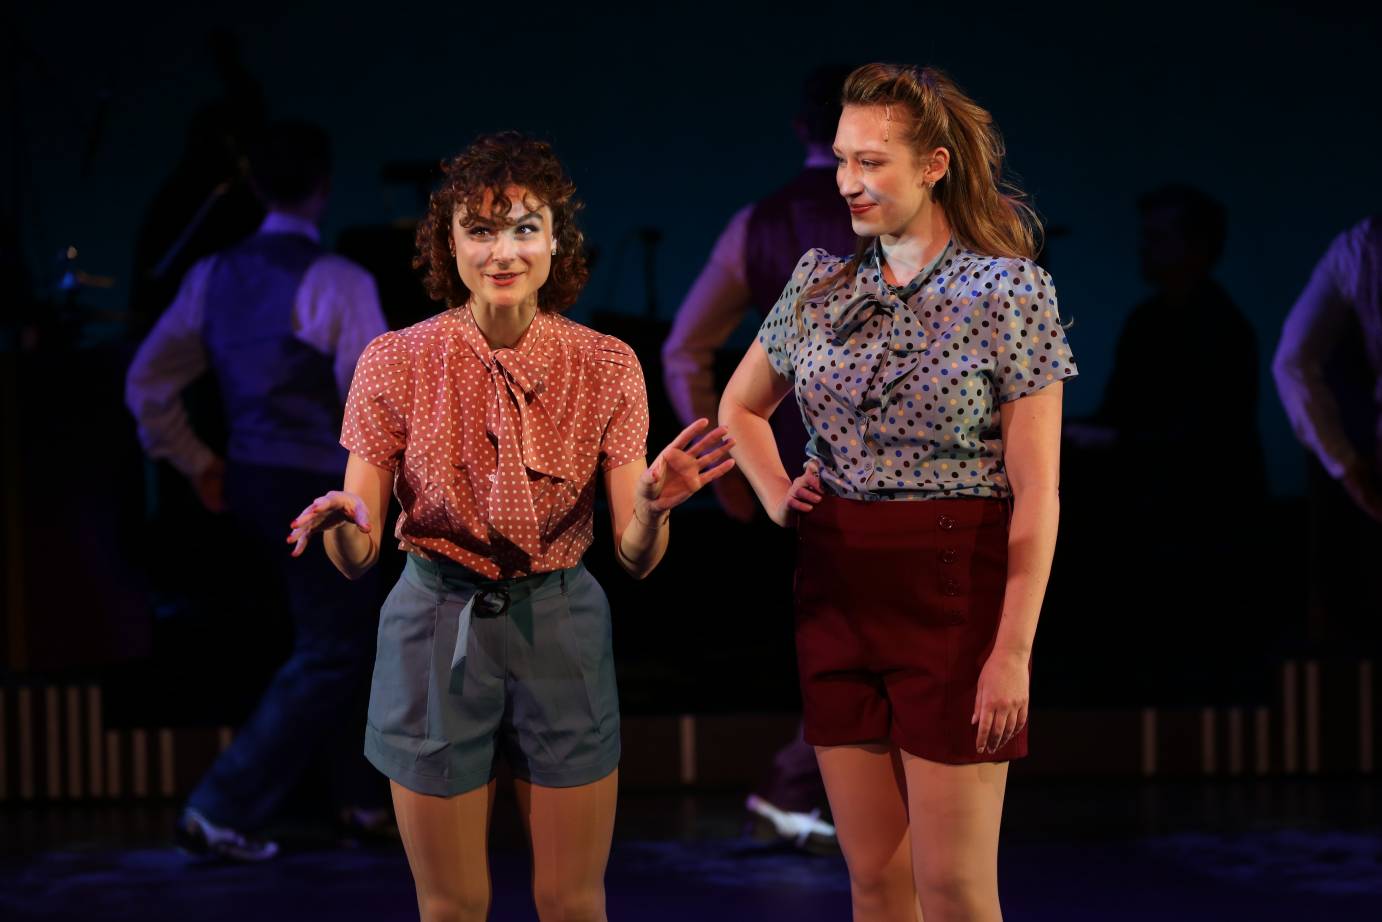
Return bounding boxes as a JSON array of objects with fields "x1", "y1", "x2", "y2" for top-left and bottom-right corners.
[{"x1": 126, "y1": 120, "x2": 389, "y2": 860}]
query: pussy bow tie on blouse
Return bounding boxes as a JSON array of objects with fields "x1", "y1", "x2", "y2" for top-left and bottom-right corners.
[
  {"x1": 826, "y1": 286, "x2": 929, "y2": 351},
  {"x1": 454, "y1": 312, "x2": 578, "y2": 560},
  {"x1": 823, "y1": 274, "x2": 976, "y2": 406},
  {"x1": 826, "y1": 242, "x2": 955, "y2": 350}
]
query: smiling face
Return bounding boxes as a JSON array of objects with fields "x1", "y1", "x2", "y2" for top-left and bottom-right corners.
[
  {"x1": 451, "y1": 185, "x2": 555, "y2": 310},
  {"x1": 834, "y1": 104, "x2": 944, "y2": 239}
]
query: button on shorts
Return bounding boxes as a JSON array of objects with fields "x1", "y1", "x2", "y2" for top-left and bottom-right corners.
[{"x1": 794, "y1": 494, "x2": 1027, "y2": 764}]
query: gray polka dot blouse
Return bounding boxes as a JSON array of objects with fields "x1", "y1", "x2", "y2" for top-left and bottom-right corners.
[{"x1": 756, "y1": 241, "x2": 1078, "y2": 500}]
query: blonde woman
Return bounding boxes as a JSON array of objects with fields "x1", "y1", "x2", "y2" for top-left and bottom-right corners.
[{"x1": 721, "y1": 64, "x2": 1077, "y2": 922}]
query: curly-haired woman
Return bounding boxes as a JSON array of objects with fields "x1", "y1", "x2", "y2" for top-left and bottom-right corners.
[{"x1": 287, "y1": 131, "x2": 734, "y2": 922}]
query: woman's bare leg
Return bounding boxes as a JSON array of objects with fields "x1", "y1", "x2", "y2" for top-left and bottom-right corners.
[
  {"x1": 901, "y1": 753, "x2": 1008, "y2": 922},
  {"x1": 816, "y1": 744, "x2": 918, "y2": 921},
  {"x1": 514, "y1": 770, "x2": 619, "y2": 922},
  {"x1": 391, "y1": 779, "x2": 497, "y2": 922}
]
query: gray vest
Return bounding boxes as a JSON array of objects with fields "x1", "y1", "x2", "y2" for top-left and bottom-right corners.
[{"x1": 203, "y1": 232, "x2": 347, "y2": 475}]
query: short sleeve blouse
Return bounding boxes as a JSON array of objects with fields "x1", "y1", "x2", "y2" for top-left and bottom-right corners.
[
  {"x1": 342, "y1": 308, "x2": 648, "y2": 577},
  {"x1": 756, "y1": 241, "x2": 1078, "y2": 499}
]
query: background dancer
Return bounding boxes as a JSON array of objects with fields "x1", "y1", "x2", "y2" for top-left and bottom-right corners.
[{"x1": 125, "y1": 120, "x2": 391, "y2": 860}]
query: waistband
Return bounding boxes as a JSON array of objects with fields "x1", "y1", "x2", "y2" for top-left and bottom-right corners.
[
  {"x1": 804, "y1": 493, "x2": 1009, "y2": 535},
  {"x1": 404, "y1": 553, "x2": 578, "y2": 604}
]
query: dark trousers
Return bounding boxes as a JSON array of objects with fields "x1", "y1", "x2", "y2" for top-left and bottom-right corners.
[
  {"x1": 1305, "y1": 455, "x2": 1382, "y2": 654},
  {"x1": 756, "y1": 722, "x2": 827, "y2": 814},
  {"x1": 750, "y1": 520, "x2": 827, "y2": 815},
  {"x1": 187, "y1": 462, "x2": 382, "y2": 829}
]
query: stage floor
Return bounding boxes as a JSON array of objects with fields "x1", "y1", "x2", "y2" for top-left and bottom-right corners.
[{"x1": 3, "y1": 780, "x2": 1380, "y2": 920}]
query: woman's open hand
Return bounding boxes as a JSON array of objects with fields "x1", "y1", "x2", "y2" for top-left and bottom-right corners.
[
  {"x1": 286, "y1": 490, "x2": 372, "y2": 557},
  {"x1": 637, "y1": 419, "x2": 736, "y2": 516}
]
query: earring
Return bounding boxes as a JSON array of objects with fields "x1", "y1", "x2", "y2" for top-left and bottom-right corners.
[{"x1": 551, "y1": 246, "x2": 558, "y2": 256}]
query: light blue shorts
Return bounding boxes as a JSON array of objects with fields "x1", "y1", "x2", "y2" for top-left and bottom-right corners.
[{"x1": 364, "y1": 554, "x2": 620, "y2": 796}]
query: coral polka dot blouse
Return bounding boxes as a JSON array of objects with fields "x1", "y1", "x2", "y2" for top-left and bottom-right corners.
[
  {"x1": 757, "y1": 242, "x2": 1078, "y2": 500},
  {"x1": 341, "y1": 307, "x2": 649, "y2": 578}
]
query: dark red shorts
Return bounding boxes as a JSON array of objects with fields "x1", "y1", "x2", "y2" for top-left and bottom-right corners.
[{"x1": 794, "y1": 494, "x2": 1027, "y2": 764}]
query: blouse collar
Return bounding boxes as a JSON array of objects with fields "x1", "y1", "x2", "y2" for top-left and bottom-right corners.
[{"x1": 826, "y1": 238, "x2": 955, "y2": 344}]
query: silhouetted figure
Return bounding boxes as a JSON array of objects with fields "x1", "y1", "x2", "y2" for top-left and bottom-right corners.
[
  {"x1": 126, "y1": 121, "x2": 389, "y2": 860},
  {"x1": 1091, "y1": 185, "x2": 1266, "y2": 496},
  {"x1": 1067, "y1": 185, "x2": 1267, "y2": 704}
]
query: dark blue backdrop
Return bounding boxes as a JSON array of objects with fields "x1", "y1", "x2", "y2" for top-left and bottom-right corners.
[{"x1": 9, "y1": 0, "x2": 1381, "y2": 493}]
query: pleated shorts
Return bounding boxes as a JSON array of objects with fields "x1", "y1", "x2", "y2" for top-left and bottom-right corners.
[{"x1": 365, "y1": 554, "x2": 620, "y2": 796}]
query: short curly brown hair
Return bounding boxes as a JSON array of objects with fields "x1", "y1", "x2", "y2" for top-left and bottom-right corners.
[{"x1": 414, "y1": 131, "x2": 589, "y2": 313}]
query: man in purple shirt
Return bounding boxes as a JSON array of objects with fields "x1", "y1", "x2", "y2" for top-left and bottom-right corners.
[
  {"x1": 1274, "y1": 216, "x2": 1382, "y2": 521},
  {"x1": 126, "y1": 121, "x2": 389, "y2": 860},
  {"x1": 663, "y1": 66, "x2": 856, "y2": 852},
  {"x1": 1273, "y1": 216, "x2": 1382, "y2": 652}
]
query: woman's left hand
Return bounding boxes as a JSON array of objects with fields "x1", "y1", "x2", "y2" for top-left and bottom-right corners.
[
  {"x1": 638, "y1": 419, "x2": 736, "y2": 516},
  {"x1": 972, "y1": 649, "x2": 1030, "y2": 754}
]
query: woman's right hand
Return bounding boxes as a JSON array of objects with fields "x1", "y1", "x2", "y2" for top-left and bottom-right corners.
[
  {"x1": 768, "y1": 459, "x2": 823, "y2": 527},
  {"x1": 286, "y1": 491, "x2": 372, "y2": 557}
]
